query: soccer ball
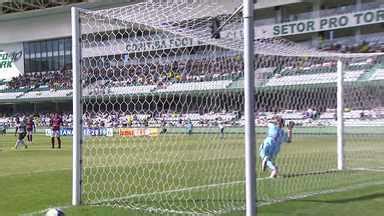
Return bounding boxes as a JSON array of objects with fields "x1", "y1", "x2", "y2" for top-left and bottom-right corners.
[{"x1": 45, "y1": 208, "x2": 65, "y2": 216}]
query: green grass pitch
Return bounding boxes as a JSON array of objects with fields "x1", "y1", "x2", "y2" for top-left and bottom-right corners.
[{"x1": 0, "y1": 131, "x2": 383, "y2": 216}]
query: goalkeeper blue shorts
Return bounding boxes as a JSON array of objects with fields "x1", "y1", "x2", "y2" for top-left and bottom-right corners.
[{"x1": 259, "y1": 142, "x2": 277, "y2": 160}]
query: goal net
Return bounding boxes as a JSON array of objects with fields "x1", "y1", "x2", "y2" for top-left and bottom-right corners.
[{"x1": 74, "y1": 0, "x2": 384, "y2": 214}]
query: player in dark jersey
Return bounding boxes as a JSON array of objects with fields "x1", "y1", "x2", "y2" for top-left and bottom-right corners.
[
  {"x1": 160, "y1": 119, "x2": 167, "y2": 134},
  {"x1": 26, "y1": 116, "x2": 36, "y2": 145},
  {"x1": 218, "y1": 122, "x2": 225, "y2": 139},
  {"x1": 50, "y1": 113, "x2": 63, "y2": 149},
  {"x1": 0, "y1": 123, "x2": 6, "y2": 136}
]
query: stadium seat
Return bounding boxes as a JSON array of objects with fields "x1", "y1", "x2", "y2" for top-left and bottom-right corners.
[
  {"x1": 369, "y1": 68, "x2": 384, "y2": 81},
  {"x1": 0, "y1": 92, "x2": 24, "y2": 100},
  {"x1": 157, "y1": 80, "x2": 233, "y2": 92},
  {"x1": 20, "y1": 89, "x2": 72, "y2": 99}
]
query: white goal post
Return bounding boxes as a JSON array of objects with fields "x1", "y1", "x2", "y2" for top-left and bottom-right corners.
[
  {"x1": 72, "y1": 6, "x2": 82, "y2": 206},
  {"x1": 243, "y1": 0, "x2": 256, "y2": 215},
  {"x1": 337, "y1": 59, "x2": 345, "y2": 171},
  {"x1": 71, "y1": 0, "x2": 384, "y2": 215}
]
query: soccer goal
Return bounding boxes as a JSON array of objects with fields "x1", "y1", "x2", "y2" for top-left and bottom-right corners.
[{"x1": 71, "y1": 0, "x2": 384, "y2": 214}]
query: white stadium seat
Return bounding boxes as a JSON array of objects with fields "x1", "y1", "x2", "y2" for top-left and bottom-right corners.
[
  {"x1": 0, "y1": 92, "x2": 23, "y2": 100},
  {"x1": 110, "y1": 85, "x2": 156, "y2": 95},
  {"x1": 369, "y1": 68, "x2": 384, "y2": 81},
  {"x1": 157, "y1": 80, "x2": 233, "y2": 92},
  {"x1": 21, "y1": 89, "x2": 72, "y2": 99},
  {"x1": 266, "y1": 70, "x2": 366, "y2": 87}
]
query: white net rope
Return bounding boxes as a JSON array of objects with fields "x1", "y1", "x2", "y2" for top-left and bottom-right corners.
[{"x1": 77, "y1": 0, "x2": 384, "y2": 214}]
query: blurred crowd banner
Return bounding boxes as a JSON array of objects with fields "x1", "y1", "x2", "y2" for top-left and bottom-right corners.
[
  {"x1": 119, "y1": 128, "x2": 160, "y2": 137},
  {"x1": 45, "y1": 128, "x2": 114, "y2": 137}
]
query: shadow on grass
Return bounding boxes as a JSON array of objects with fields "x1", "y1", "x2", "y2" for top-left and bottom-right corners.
[{"x1": 299, "y1": 193, "x2": 384, "y2": 204}]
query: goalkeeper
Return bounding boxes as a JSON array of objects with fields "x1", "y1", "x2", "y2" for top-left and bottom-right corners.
[{"x1": 259, "y1": 116, "x2": 294, "y2": 178}]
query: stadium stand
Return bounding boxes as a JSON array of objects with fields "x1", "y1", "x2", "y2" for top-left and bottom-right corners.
[
  {"x1": 0, "y1": 43, "x2": 383, "y2": 103},
  {"x1": 264, "y1": 58, "x2": 378, "y2": 87},
  {"x1": 7, "y1": 69, "x2": 72, "y2": 90},
  {"x1": 318, "y1": 35, "x2": 384, "y2": 54}
]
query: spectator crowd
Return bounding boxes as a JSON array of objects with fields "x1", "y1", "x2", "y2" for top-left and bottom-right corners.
[
  {"x1": 7, "y1": 68, "x2": 72, "y2": 91},
  {"x1": 83, "y1": 54, "x2": 244, "y2": 90}
]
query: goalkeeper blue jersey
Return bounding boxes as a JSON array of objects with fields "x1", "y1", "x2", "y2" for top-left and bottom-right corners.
[{"x1": 262, "y1": 123, "x2": 288, "y2": 156}]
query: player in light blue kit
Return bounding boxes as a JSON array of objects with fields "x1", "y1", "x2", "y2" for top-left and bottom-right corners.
[
  {"x1": 259, "y1": 116, "x2": 294, "y2": 178},
  {"x1": 186, "y1": 120, "x2": 193, "y2": 135}
]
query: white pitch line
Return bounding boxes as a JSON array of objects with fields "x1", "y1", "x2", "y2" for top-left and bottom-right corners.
[
  {"x1": 0, "y1": 162, "x2": 145, "y2": 177},
  {"x1": 0, "y1": 168, "x2": 72, "y2": 177},
  {"x1": 119, "y1": 205, "x2": 204, "y2": 215},
  {"x1": 89, "y1": 177, "x2": 272, "y2": 204},
  {"x1": 0, "y1": 148, "x2": 71, "y2": 152},
  {"x1": 349, "y1": 167, "x2": 384, "y2": 172},
  {"x1": 89, "y1": 180, "x2": 246, "y2": 204}
]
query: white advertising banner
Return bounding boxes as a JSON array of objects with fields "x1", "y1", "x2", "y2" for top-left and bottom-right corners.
[
  {"x1": 257, "y1": 8, "x2": 384, "y2": 38},
  {"x1": 0, "y1": 43, "x2": 23, "y2": 81}
]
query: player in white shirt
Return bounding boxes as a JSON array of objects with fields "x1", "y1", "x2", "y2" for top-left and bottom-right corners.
[{"x1": 14, "y1": 117, "x2": 28, "y2": 149}]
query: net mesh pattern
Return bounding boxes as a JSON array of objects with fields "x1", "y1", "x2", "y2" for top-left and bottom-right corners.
[{"x1": 76, "y1": 0, "x2": 384, "y2": 214}]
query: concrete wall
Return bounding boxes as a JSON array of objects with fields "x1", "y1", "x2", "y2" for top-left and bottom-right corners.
[
  {"x1": 0, "y1": 0, "x2": 143, "y2": 44},
  {"x1": 0, "y1": 11, "x2": 71, "y2": 44}
]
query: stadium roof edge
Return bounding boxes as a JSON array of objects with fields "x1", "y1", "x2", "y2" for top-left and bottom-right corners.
[
  {"x1": 254, "y1": 0, "x2": 303, "y2": 9},
  {"x1": 0, "y1": 0, "x2": 309, "y2": 22},
  {"x1": 0, "y1": 0, "x2": 140, "y2": 22}
]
